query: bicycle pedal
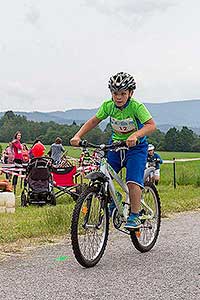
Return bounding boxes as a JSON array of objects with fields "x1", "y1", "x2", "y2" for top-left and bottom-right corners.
[{"x1": 135, "y1": 230, "x2": 141, "y2": 237}]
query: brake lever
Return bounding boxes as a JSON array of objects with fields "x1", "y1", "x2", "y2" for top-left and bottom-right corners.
[
  {"x1": 115, "y1": 146, "x2": 129, "y2": 152},
  {"x1": 79, "y1": 140, "x2": 88, "y2": 147}
]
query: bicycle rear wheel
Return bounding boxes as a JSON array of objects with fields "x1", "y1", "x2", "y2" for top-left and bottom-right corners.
[
  {"x1": 71, "y1": 185, "x2": 109, "y2": 267},
  {"x1": 130, "y1": 182, "x2": 161, "y2": 252}
]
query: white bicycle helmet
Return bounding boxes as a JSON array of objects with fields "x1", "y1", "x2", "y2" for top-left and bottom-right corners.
[
  {"x1": 148, "y1": 144, "x2": 155, "y2": 151},
  {"x1": 108, "y1": 72, "x2": 136, "y2": 92}
]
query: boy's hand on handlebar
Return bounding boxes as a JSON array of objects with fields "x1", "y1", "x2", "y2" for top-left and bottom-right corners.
[
  {"x1": 126, "y1": 134, "x2": 138, "y2": 147},
  {"x1": 70, "y1": 136, "x2": 81, "y2": 146}
]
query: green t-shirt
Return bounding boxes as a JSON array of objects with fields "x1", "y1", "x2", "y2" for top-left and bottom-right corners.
[{"x1": 96, "y1": 98, "x2": 152, "y2": 142}]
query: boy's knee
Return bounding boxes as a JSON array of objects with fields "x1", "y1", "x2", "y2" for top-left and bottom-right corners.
[{"x1": 127, "y1": 182, "x2": 142, "y2": 190}]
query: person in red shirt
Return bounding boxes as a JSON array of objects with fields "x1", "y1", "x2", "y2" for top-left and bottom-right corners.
[
  {"x1": 11, "y1": 131, "x2": 23, "y2": 191},
  {"x1": 12, "y1": 131, "x2": 23, "y2": 162},
  {"x1": 29, "y1": 138, "x2": 42, "y2": 159},
  {"x1": 31, "y1": 142, "x2": 46, "y2": 158}
]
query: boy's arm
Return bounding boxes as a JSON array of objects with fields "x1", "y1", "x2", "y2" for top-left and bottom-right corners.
[
  {"x1": 70, "y1": 116, "x2": 101, "y2": 146},
  {"x1": 126, "y1": 118, "x2": 156, "y2": 147}
]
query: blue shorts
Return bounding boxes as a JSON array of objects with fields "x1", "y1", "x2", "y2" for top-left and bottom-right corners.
[{"x1": 107, "y1": 142, "x2": 148, "y2": 188}]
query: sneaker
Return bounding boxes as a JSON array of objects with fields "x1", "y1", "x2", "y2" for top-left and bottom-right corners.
[
  {"x1": 124, "y1": 213, "x2": 141, "y2": 230},
  {"x1": 108, "y1": 200, "x2": 116, "y2": 217}
]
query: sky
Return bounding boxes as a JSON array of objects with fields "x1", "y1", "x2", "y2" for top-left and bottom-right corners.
[{"x1": 0, "y1": 0, "x2": 200, "y2": 112}]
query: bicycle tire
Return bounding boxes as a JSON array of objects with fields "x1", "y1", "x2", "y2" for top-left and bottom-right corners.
[
  {"x1": 49, "y1": 193, "x2": 56, "y2": 206},
  {"x1": 21, "y1": 191, "x2": 28, "y2": 207},
  {"x1": 71, "y1": 185, "x2": 109, "y2": 268},
  {"x1": 130, "y1": 182, "x2": 161, "y2": 252}
]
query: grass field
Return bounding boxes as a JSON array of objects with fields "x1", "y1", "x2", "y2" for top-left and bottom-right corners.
[{"x1": 0, "y1": 145, "x2": 200, "y2": 246}]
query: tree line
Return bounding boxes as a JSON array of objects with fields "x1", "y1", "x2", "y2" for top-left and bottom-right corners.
[{"x1": 0, "y1": 111, "x2": 200, "y2": 152}]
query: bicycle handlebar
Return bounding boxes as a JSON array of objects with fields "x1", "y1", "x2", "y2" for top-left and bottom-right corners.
[
  {"x1": 79, "y1": 140, "x2": 133, "y2": 151},
  {"x1": 147, "y1": 158, "x2": 161, "y2": 163}
]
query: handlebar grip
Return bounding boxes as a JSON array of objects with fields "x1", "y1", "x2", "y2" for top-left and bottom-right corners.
[
  {"x1": 79, "y1": 140, "x2": 88, "y2": 147},
  {"x1": 112, "y1": 141, "x2": 127, "y2": 147},
  {"x1": 112, "y1": 140, "x2": 139, "y2": 148}
]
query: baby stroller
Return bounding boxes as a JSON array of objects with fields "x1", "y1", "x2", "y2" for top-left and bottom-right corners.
[{"x1": 21, "y1": 157, "x2": 56, "y2": 206}]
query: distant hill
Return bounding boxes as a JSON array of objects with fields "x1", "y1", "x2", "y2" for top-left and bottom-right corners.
[
  {"x1": 1, "y1": 99, "x2": 200, "y2": 134},
  {"x1": 144, "y1": 100, "x2": 200, "y2": 129}
]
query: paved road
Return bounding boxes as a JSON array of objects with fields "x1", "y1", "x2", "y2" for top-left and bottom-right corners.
[{"x1": 0, "y1": 211, "x2": 199, "y2": 300}]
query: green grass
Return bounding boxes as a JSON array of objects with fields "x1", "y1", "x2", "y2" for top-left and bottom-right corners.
[
  {"x1": 0, "y1": 147, "x2": 200, "y2": 245},
  {"x1": 0, "y1": 185, "x2": 75, "y2": 243},
  {"x1": 156, "y1": 151, "x2": 200, "y2": 186},
  {"x1": 158, "y1": 151, "x2": 200, "y2": 160},
  {"x1": 158, "y1": 185, "x2": 200, "y2": 216}
]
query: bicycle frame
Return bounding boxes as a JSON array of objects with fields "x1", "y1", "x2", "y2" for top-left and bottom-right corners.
[
  {"x1": 144, "y1": 166, "x2": 156, "y2": 181},
  {"x1": 83, "y1": 141, "x2": 157, "y2": 221},
  {"x1": 104, "y1": 162, "x2": 160, "y2": 220},
  {"x1": 97, "y1": 157, "x2": 128, "y2": 218}
]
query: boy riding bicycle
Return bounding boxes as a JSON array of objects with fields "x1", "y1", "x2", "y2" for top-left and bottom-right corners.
[{"x1": 70, "y1": 72, "x2": 156, "y2": 230}]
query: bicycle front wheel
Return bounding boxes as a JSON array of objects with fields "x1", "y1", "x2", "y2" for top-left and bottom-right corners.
[
  {"x1": 71, "y1": 185, "x2": 109, "y2": 267},
  {"x1": 130, "y1": 182, "x2": 161, "y2": 252}
]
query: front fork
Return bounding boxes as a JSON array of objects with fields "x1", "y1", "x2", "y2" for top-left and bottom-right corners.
[{"x1": 83, "y1": 181, "x2": 108, "y2": 229}]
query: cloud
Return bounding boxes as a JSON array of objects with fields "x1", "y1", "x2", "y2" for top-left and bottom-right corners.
[
  {"x1": 24, "y1": 5, "x2": 40, "y2": 27},
  {"x1": 0, "y1": 43, "x2": 6, "y2": 52},
  {"x1": 83, "y1": 0, "x2": 178, "y2": 25},
  {"x1": 0, "y1": 81, "x2": 36, "y2": 110}
]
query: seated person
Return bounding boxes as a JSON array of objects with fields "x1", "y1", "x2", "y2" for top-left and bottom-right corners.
[{"x1": 147, "y1": 144, "x2": 163, "y2": 185}]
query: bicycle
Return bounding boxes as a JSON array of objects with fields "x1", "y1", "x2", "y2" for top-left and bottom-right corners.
[
  {"x1": 71, "y1": 140, "x2": 161, "y2": 268},
  {"x1": 145, "y1": 158, "x2": 162, "y2": 185}
]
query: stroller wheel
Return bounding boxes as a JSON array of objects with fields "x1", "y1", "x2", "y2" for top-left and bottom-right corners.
[
  {"x1": 50, "y1": 193, "x2": 56, "y2": 206},
  {"x1": 21, "y1": 191, "x2": 28, "y2": 207}
]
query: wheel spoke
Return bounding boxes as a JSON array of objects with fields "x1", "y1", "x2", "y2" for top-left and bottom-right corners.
[
  {"x1": 130, "y1": 183, "x2": 161, "y2": 252},
  {"x1": 71, "y1": 186, "x2": 109, "y2": 267}
]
